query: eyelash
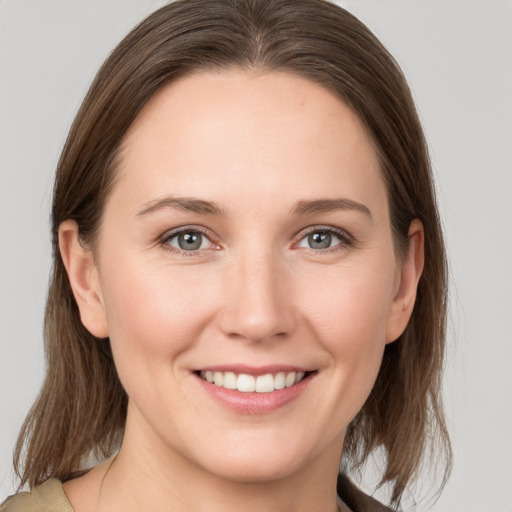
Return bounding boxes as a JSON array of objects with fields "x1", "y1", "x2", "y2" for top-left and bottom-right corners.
[
  {"x1": 159, "y1": 225, "x2": 353, "y2": 256},
  {"x1": 293, "y1": 226, "x2": 353, "y2": 254},
  {"x1": 159, "y1": 226, "x2": 218, "y2": 256}
]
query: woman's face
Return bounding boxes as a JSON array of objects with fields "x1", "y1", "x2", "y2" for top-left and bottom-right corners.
[{"x1": 72, "y1": 70, "x2": 421, "y2": 482}]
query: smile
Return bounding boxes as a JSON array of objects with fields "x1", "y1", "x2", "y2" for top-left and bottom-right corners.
[{"x1": 198, "y1": 370, "x2": 308, "y2": 393}]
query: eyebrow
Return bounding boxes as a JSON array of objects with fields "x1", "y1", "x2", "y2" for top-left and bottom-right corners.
[
  {"x1": 137, "y1": 196, "x2": 226, "y2": 217},
  {"x1": 292, "y1": 198, "x2": 372, "y2": 218},
  {"x1": 136, "y1": 195, "x2": 371, "y2": 219}
]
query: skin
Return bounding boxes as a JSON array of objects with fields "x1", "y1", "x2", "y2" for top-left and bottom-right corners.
[{"x1": 59, "y1": 70, "x2": 424, "y2": 512}]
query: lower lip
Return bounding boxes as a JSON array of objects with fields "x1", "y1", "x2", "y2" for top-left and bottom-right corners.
[{"x1": 194, "y1": 373, "x2": 314, "y2": 414}]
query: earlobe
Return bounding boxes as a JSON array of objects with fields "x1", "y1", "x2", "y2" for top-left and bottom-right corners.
[
  {"x1": 385, "y1": 219, "x2": 425, "y2": 344},
  {"x1": 59, "y1": 220, "x2": 109, "y2": 338}
]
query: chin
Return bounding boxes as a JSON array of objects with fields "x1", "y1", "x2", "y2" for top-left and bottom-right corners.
[
  {"x1": 203, "y1": 455, "x2": 304, "y2": 484},
  {"x1": 186, "y1": 432, "x2": 325, "y2": 484}
]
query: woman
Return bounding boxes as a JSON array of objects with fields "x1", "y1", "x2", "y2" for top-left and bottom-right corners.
[{"x1": 1, "y1": 0, "x2": 451, "y2": 510}]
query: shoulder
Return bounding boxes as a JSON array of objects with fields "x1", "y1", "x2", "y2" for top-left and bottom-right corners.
[
  {"x1": 1, "y1": 473, "x2": 391, "y2": 512},
  {"x1": 0, "y1": 479, "x2": 74, "y2": 512},
  {"x1": 338, "y1": 473, "x2": 395, "y2": 512}
]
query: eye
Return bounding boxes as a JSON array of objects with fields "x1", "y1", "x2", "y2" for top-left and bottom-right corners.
[
  {"x1": 295, "y1": 228, "x2": 350, "y2": 251},
  {"x1": 163, "y1": 229, "x2": 215, "y2": 252}
]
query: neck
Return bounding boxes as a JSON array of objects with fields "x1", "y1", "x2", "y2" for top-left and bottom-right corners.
[{"x1": 94, "y1": 407, "x2": 343, "y2": 512}]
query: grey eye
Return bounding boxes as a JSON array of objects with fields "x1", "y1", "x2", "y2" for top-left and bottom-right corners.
[
  {"x1": 167, "y1": 231, "x2": 208, "y2": 251},
  {"x1": 296, "y1": 228, "x2": 348, "y2": 251},
  {"x1": 178, "y1": 232, "x2": 202, "y2": 250},
  {"x1": 307, "y1": 231, "x2": 332, "y2": 249}
]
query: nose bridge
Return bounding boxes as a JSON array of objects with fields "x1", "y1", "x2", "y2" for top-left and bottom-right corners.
[{"x1": 218, "y1": 244, "x2": 295, "y2": 342}]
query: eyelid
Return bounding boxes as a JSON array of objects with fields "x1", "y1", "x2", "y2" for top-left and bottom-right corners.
[
  {"x1": 159, "y1": 225, "x2": 220, "y2": 254},
  {"x1": 293, "y1": 225, "x2": 354, "y2": 251},
  {"x1": 157, "y1": 224, "x2": 353, "y2": 255}
]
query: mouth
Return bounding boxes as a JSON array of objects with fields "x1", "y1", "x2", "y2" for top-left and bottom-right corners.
[
  {"x1": 196, "y1": 369, "x2": 315, "y2": 393},
  {"x1": 193, "y1": 366, "x2": 317, "y2": 414}
]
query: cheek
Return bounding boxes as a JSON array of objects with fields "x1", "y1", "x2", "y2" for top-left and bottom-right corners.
[
  {"x1": 299, "y1": 259, "x2": 396, "y2": 398},
  {"x1": 303, "y1": 261, "x2": 395, "y2": 344},
  {"x1": 99, "y1": 259, "x2": 220, "y2": 381}
]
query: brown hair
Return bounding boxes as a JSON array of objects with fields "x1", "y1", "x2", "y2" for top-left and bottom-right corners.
[{"x1": 14, "y1": 0, "x2": 451, "y2": 506}]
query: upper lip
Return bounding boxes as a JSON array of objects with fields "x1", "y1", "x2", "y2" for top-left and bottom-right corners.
[{"x1": 193, "y1": 364, "x2": 314, "y2": 376}]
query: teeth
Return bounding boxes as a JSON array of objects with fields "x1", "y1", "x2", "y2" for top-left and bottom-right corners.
[
  {"x1": 285, "y1": 372, "x2": 296, "y2": 387},
  {"x1": 255, "y1": 374, "x2": 274, "y2": 393},
  {"x1": 237, "y1": 373, "x2": 255, "y2": 392},
  {"x1": 213, "y1": 371, "x2": 223, "y2": 386},
  {"x1": 199, "y1": 370, "x2": 308, "y2": 393},
  {"x1": 274, "y1": 372, "x2": 285, "y2": 390},
  {"x1": 223, "y1": 372, "x2": 237, "y2": 389}
]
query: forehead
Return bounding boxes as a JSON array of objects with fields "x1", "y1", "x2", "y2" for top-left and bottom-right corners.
[{"x1": 112, "y1": 69, "x2": 385, "y2": 215}]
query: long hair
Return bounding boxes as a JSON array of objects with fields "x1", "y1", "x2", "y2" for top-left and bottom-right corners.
[{"x1": 14, "y1": 0, "x2": 451, "y2": 506}]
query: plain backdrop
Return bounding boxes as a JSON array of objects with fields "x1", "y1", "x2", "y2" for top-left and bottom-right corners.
[{"x1": 1, "y1": 1, "x2": 511, "y2": 510}]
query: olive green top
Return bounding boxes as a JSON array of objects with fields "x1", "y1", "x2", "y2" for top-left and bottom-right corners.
[
  {"x1": 0, "y1": 479, "x2": 73, "y2": 512},
  {"x1": 1, "y1": 474, "x2": 393, "y2": 512}
]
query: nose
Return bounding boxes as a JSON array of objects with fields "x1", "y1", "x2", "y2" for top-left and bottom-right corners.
[{"x1": 217, "y1": 250, "x2": 297, "y2": 343}]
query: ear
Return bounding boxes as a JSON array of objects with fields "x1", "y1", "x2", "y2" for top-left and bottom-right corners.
[
  {"x1": 59, "y1": 220, "x2": 109, "y2": 338},
  {"x1": 385, "y1": 219, "x2": 424, "y2": 344}
]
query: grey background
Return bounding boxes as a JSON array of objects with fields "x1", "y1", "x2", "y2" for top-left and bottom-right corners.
[{"x1": 1, "y1": 1, "x2": 511, "y2": 510}]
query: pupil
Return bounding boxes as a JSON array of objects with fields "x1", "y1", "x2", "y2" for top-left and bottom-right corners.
[
  {"x1": 309, "y1": 232, "x2": 331, "y2": 249},
  {"x1": 178, "y1": 232, "x2": 202, "y2": 250}
]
